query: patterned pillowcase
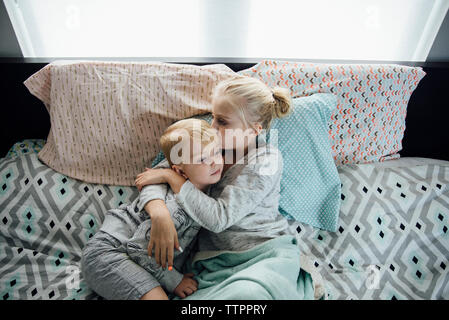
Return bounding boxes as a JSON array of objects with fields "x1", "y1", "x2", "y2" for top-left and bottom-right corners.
[
  {"x1": 238, "y1": 60, "x2": 426, "y2": 165},
  {"x1": 267, "y1": 93, "x2": 341, "y2": 231},
  {"x1": 23, "y1": 61, "x2": 237, "y2": 186}
]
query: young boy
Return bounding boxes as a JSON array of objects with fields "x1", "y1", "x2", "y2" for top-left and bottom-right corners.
[
  {"x1": 82, "y1": 118, "x2": 223, "y2": 300},
  {"x1": 126, "y1": 118, "x2": 223, "y2": 299}
]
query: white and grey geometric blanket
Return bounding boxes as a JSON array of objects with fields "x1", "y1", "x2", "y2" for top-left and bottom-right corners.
[
  {"x1": 1, "y1": 142, "x2": 138, "y2": 300},
  {"x1": 1, "y1": 141, "x2": 448, "y2": 299},
  {"x1": 289, "y1": 157, "x2": 449, "y2": 299}
]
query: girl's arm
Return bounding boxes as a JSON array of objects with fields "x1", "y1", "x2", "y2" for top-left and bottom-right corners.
[{"x1": 172, "y1": 149, "x2": 283, "y2": 233}]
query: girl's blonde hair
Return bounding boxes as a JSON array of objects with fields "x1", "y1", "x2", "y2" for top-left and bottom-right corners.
[{"x1": 213, "y1": 76, "x2": 292, "y2": 129}]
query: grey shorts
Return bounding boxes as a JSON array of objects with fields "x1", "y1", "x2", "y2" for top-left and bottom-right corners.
[{"x1": 81, "y1": 230, "x2": 161, "y2": 300}]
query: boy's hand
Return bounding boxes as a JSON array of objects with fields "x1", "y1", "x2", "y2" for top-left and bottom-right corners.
[
  {"x1": 173, "y1": 273, "x2": 198, "y2": 299},
  {"x1": 135, "y1": 168, "x2": 169, "y2": 191}
]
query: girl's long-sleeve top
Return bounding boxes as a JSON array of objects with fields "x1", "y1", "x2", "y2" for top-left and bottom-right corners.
[{"x1": 137, "y1": 136, "x2": 293, "y2": 252}]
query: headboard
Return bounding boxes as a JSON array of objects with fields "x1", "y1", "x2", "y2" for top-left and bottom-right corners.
[{"x1": 1, "y1": 58, "x2": 448, "y2": 161}]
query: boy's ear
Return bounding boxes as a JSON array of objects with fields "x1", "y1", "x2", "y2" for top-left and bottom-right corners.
[{"x1": 172, "y1": 165, "x2": 188, "y2": 179}]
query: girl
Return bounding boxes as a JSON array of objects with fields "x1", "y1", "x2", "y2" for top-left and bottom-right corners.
[{"x1": 137, "y1": 75, "x2": 294, "y2": 300}]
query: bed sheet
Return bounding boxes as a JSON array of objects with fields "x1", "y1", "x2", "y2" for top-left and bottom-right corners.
[
  {"x1": 1, "y1": 142, "x2": 137, "y2": 299},
  {"x1": 288, "y1": 157, "x2": 449, "y2": 299},
  {"x1": 1, "y1": 140, "x2": 448, "y2": 299}
]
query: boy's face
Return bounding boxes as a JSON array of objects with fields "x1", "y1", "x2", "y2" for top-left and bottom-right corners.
[
  {"x1": 174, "y1": 140, "x2": 224, "y2": 189},
  {"x1": 211, "y1": 95, "x2": 260, "y2": 153}
]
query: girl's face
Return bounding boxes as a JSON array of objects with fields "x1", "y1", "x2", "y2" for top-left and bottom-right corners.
[{"x1": 211, "y1": 95, "x2": 259, "y2": 152}]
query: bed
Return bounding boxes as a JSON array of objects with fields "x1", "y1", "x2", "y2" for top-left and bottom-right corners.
[{"x1": 0, "y1": 59, "x2": 448, "y2": 300}]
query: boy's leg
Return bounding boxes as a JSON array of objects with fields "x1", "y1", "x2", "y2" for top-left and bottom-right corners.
[
  {"x1": 81, "y1": 230, "x2": 167, "y2": 300},
  {"x1": 140, "y1": 286, "x2": 168, "y2": 300}
]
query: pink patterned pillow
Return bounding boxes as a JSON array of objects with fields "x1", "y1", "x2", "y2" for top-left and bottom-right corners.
[
  {"x1": 24, "y1": 60, "x2": 237, "y2": 185},
  {"x1": 238, "y1": 60, "x2": 426, "y2": 165}
]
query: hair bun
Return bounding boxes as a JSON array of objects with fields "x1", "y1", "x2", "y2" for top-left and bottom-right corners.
[{"x1": 271, "y1": 87, "x2": 292, "y2": 118}]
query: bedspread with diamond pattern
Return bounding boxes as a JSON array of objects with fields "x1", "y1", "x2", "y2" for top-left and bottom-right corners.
[{"x1": 1, "y1": 140, "x2": 448, "y2": 299}]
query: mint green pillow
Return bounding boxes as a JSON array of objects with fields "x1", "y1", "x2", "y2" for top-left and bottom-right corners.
[{"x1": 267, "y1": 93, "x2": 341, "y2": 231}]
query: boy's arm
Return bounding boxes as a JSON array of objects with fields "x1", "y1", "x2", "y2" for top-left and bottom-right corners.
[
  {"x1": 135, "y1": 159, "x2": 171, "y2": 213},
  {"x1": 136, "y1": 159, "x2": 181, "y2": 268}
]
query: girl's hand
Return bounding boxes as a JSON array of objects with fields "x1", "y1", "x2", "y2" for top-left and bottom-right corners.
[
  {"x1": 145, "y1": 200, "x2": 180, "y2": 269},
  {"x1": 135, "y1": 168, "x2": 169, "y2": 191}
]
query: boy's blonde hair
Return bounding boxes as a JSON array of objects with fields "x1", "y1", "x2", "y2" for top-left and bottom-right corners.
[
  {"x1": 160, "y1": 119, "x2": 218, "y2": 166},
  {"x1": 213, "y1": 76, "x2": 292, "y2": 130}
]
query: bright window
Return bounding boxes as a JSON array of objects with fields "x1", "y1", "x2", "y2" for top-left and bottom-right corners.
[{"x1": 4, "y1": 0, "x2": 449, "y2": 61}]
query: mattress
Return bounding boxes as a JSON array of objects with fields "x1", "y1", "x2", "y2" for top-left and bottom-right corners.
[{"x1": 1, "y1": 140, "x2": 448, "y2": 300}]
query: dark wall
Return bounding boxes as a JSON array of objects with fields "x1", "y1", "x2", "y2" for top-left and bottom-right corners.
[{"x1": 0, "y1": 1, "x2": 22, "y2": 57}]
